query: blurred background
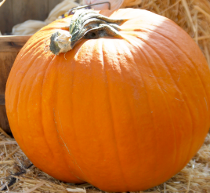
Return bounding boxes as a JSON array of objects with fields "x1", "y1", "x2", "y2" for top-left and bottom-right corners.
[{"x1": 0, "y1": 0, "x2": 66, "y2": 34}]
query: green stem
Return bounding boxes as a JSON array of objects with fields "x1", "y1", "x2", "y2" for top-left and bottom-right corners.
[{"x1": 50, "y1": 9, "x2": 127, "y2": 55}]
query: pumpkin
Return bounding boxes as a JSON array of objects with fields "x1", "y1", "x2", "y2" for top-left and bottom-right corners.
[{"x1": 5, "y1": 8, "x2": 210, "y2": 191}]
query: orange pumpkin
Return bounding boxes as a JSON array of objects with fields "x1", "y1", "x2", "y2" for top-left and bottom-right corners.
[{"x1": 5, "y1": 8, "x2": 210, "y2": 191}]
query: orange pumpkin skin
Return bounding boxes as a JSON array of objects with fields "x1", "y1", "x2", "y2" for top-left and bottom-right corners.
[{"x1": 6, "y1": 8, "x2": 210, "y2": 191}]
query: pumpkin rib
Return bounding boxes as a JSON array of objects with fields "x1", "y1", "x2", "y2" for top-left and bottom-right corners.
[
  {"x1": 118, "y1": 38, "x2": 161, "y2": 186},
  {"x1": 24, "y1": 57, "x2": 55, "y2": 160},
  {"x1": 40, "y1": 55, "x2": 84, "y2": 182},
  {"x1": 16, "y1": 63, "x2": 41, "y2": 154},
  {"x1": 101, "y1": 40, "x2": 129, "y2": 190},
  {"x1": 135, "y1": 38, "x2": 178, "y2": 177},
  {"x1": 71, "y1": 59, "x2": 93, "y2": 182},
  {"x1": 91, "y1": 39, "x2": 110, "y2": 180},
  {"x1": 74, "y1": 48, "x2": 100, "y2": 182},
  {"x1": 15, "y1": 43, "x2": 48, "y2": 154},
  {"x1": 129, "y1": 36, "x2": 179, "y2": 184},
  {"x1": 144, "y1": 38, "x2": 194, "y2": 160},
  {"x1": 74, "y1": 41, "x2": 107, "y2": 182},
  {"x1": 126, "y1": 36, "x2": 160, "y2": 186},
  {"x1": 116, "y1": 39, "x2": 145, "y2": 175},
  {"x1": 18, "y1": 40, "x2": 83, "y2": 182},
  {"x1": 141, "y1": 39, "x2": 192, "y2": 170},
  {"x1": 145, "y1": 44, "x2": 197, "y2": 172},
  {"x1": 172, "y1": 43, "x2": 210, "y2": 113},
  {"x1": 134, "y1": 56, "x2": 160, "y2": 187},
  {"x1": 143, "y1": 25, "x2": 210, "y2": 113},
  {"x1": 141, "y1": 34, "x2": 206, "y2": 169},
  {"x1": 52, "y1": 106, "x2": 83, "y2": 181},
  {"x1": 134, "y1": 33, "x2": 194, "y2": 163},
  {"x1": 114, "y1": 40, "x2": 146, "y2": 190},
  {"x1": 39, "y1": 57, "x2": 57, "y2": 159},
  {"x1": 85, "y1": 45, "x2": 106, "y2": 183},
  {"x1": 142, "y1": 25, "x2": 210, "y2": 112},
  {"x1": 7, "y1": 37, "x2": 46, "y2": 95},
  {"x1": 145, "y1": 27, "x2": 210, "y2": 163},
  {"x1": 65, "y1": 39, "x2": 120, "y2": 186},
  {"x1": 66, "y1": 62, "x2": 92, "y2": 182},
  {"x1": 129, "y1": 30, "x2": 196, "y2": 175},
  {"x1": 60, "y1": 54, "x2": 89, "y2": 181}
]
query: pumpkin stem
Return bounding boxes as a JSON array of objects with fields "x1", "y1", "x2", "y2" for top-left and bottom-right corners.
[{"x1": 49, "y1": 9, "x2": 127, "y2": 55}]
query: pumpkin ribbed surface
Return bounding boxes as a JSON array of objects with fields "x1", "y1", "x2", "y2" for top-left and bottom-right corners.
[{"x1": 5, "y1": 9, "x2": 210, "y2": 191}]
